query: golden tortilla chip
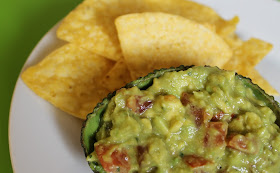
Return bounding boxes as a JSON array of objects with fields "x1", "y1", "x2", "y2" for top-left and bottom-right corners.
[
  {"x1": 222, "y1": 38, "x2": 277, "y2": 95},
  {"x1": 115, "y1": 12, "x2": 232, "y2": 79},
  {"x1": 243, "y1": 38, "x2": 273, "y2": 66},
  {"x1": 216, "y1": 16, "x2": 239, "y2": 38},
  {"x1": 56, "y1": 0, "x2": 145, "y2": 61},
  {"x1": 57, "y1": 0, "x2": 237, "y2": 61},
  {"x1": 216, "y1": 16, "x2": 242, "y2": 51},
  {"x1": 223, "y1": 38, "x2": 273, "y2": 75},
  {"x1": 223, "y1": 33, "x2": 243, "y2": 50},
  {"x1": 246, "y1": 68, "x2": 279, "y2": 96},
  {"x1": 144, "y1": 0, "x2": 225, "y2": 24},
  {"x1": 202, "y1": 23, "x2": 216, "y2": 33},
  {"x1": 21, "y1": 44, "x2": 114, "y2": 119},
  {"x1": 101, "y1": 58, "x2": 132, "y2": 92}
]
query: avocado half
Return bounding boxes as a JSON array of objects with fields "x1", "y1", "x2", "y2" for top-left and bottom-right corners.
[{"x1": 81, "y1": 65, "x2": 280, "y2": 172}]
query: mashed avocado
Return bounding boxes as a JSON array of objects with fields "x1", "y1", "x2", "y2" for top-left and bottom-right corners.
[{"x1": 86, "y1": 66, "x2": 280, "y2": 173}]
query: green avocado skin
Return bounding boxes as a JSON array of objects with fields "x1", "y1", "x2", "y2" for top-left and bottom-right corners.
[{"x1": 81, "y1": 65, "x2": 280, "y2": 173}]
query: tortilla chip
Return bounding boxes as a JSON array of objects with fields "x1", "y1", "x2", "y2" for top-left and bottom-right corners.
[
  {"x1": 223, "y1": 33, "x2": 243, "y2": 50},
  {"x1": 223, "y1": 38, "x2": 273, "y2": 75},
  {"x1": 144, "y1": 0, "x2": 238, "y2": 36},
  {"x1": 101, "y1": 58, "x2": 132, "y2": 92},
  {"x1": 56, "y1": 0, "x2": 145, "y2": 61},
  {"x1": 222, "y1": 38, "x2": 277, "y2": 95},
  {"x1": 246, "y1": 68, "x2": 279, "y2": 96},
  {"x1": 57, "y1": 0, "x2": 236, "y2": 61},
  {"x1": 202, "y1": 23, "x2": 216, "y2": 33},
  {"x1": 242, "y1": 38, "x2": 273, "y2": 66},
  {"x1": 115, "y1": 12, "x2": 232, "y2": 79},
  {"x1": 216, "y1": 16, "x2": 239, "y2": 38},
  {"x1": 143, "y1": 0, "x2": 222, "y2": 23},
  {"x1": 21, "y1": 44, "x2": 114, "y2": 119}
]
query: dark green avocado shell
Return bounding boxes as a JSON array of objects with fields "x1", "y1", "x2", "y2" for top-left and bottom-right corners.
[{"x1": 81, "y1": 65, "x2": 280, "y2": 172}]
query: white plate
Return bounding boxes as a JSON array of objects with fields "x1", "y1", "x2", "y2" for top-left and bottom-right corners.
[{"x1": 9, "y1": 0, "x2": 280, "y2": 172}]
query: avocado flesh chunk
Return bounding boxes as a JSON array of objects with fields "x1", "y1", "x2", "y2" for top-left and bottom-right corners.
[{"x1": 81, "y1": 65, "x2": 280, "y2": 172}]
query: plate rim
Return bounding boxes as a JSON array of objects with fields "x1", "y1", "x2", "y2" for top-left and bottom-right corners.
[
  {"x1": 8, "y1": 21, "x2": 62, "y2": 172},
  {"x1": 8, "y1": 0, "x2": 280, "y2": 172}
]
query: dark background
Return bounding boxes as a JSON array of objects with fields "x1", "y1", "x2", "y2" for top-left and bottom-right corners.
[{"x1": 0, "y1": 0, "x2": 82, "y2": 171}]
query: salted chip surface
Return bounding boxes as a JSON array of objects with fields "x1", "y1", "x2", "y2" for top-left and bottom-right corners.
[
  {"x1": 101, "y1": 58, "x2": 132, "y2": 92},
  {"x1": 21, "y1": 44, "x2": 114, "y2": 119},
  {"x1": 242, "y1": 38, "x2": 273, "y2": 66},
  {"x1": 247, "y1": 68, "x2": 279, "y2": 96},
  {"x1": 216, "y1": 16, "x2": 239, "y2": 38},
  {"x1": 57, "y1": 0, "x2": 236, "y2": 61},
  {"x1": 56, "y1": 0, "x2": 145, "y2": 61},
  {"x1": 222, "y1": 38, "x2": 277, "y2": 95},
  {"x1": 223, "y1": 38, "x2": 273, "y2": 72},
  {"x1": 223, "y1": 33, "x2": 243, "y2": 50},
  {"x1": 116, "y1": 12, "x2": 232, "y2": 79},
  {"x1": 144, "y1": 0, "x2": 238, "y2": 36}
]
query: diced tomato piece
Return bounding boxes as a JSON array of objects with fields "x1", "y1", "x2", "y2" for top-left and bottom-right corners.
[
  {"x1": 227, "y1": 134, "x2": 259, "y2": 154},
  {"x1": 137, "y1": 145, "x2": 147, "y2": 165},
  {"x1": 191, "y1": 107, "x2": 212, "y2": 127},
  {"x1": 208, "y1": 122, "x2": 228, "y2": 135},
  {"x1": 211, "y1": 112, "x2": 225, "y2": 121},
  {"x1": 139, "y1": 100, "x2": 153, "y2": 114},
  {"x1": 211, "y1": 112, "x2": 237, "y2": 122},
  {"x1": 192, "y1": 107, "x2": 203, "y2": 126},
  {"x1": 95, "y1": 144, "x2": 130, "y2": 173},
  {"x1": 204, "y1": 122, "x2": 228, "y2": 147},
  {"x1": 181, "y1": 92, "x2": 192, "y2": 106},
  {"x1": 181, "y1": 92, "x2": 212, "y2": 127},
  {"x1": 184, "y1": 155, "x2": 212, "y2": 168},
  {"x1": 231, "y1": 114, "x2": 236, "y2": 119},
  {"x1": 126, "y1": 96, "x2": 153, "y2": 114}
]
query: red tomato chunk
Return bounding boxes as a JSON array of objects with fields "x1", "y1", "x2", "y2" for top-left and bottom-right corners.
[
  {"x1": 204, "y1": 122, "x2": 228, "y2": 147},
  {"x1": 126, "y1": 95, "x2": 153, "y2": 114},
  {"x1": 184, "y1": 155, "x2": 212, "y2": 168},
  {"x1": 95, "y1": 144, "x2": 130, "y2": 173},
  {"x1": 227, "y1": 134, "x2": 259, "y2": 155}
]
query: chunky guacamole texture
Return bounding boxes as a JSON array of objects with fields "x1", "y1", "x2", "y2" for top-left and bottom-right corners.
[{"x1": 85, "y1": 66, "x2": 280, "y2": 173}]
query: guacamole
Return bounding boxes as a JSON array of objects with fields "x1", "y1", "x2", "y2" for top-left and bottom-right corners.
[{"x1": 86, "y1": 66, "x2": 280, "y2": 173}]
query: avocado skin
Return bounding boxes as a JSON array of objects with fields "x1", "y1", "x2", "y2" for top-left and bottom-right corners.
[{"x1": 81, "y1": 65, "x2": 280, "y2": 173}]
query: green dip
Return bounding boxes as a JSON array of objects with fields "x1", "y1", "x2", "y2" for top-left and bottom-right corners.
[{"x1": 86, "y1": 66, "x2": 280, "y2": 173}]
